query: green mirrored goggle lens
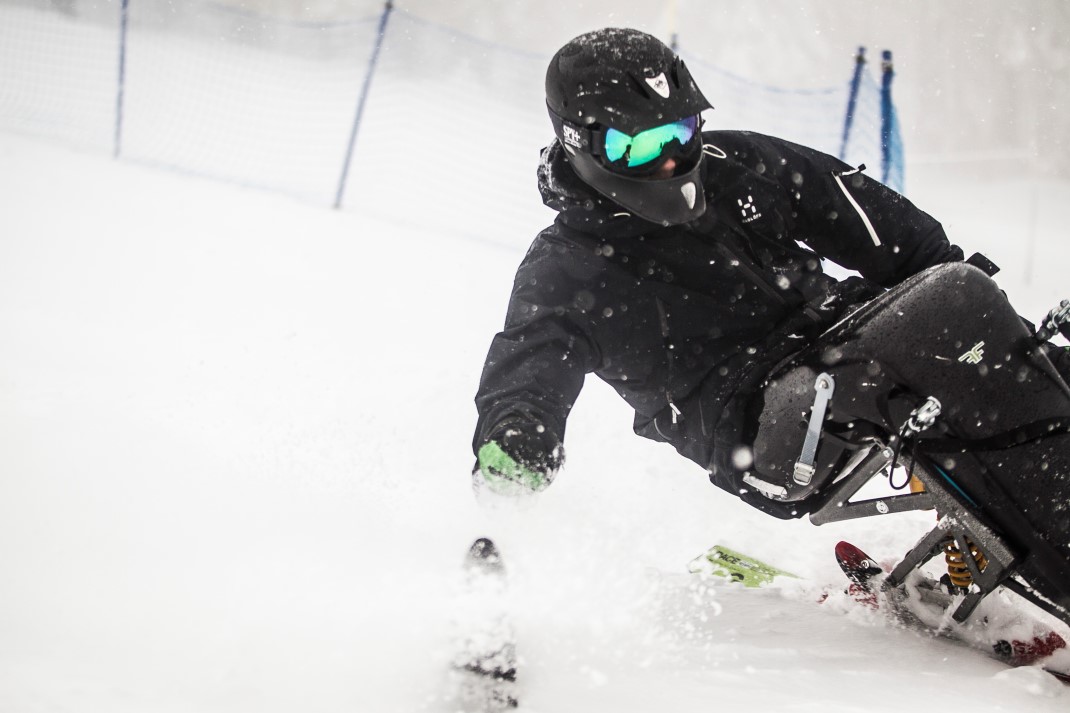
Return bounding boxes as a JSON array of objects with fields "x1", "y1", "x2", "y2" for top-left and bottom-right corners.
[{"x1": 603, "y1": 116, "x2": 699, "y2": 167}]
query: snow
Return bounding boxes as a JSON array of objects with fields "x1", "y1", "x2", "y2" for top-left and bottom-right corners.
[
  {"x1": 4, "y1": 131, "x2": 1068, "y2": 713},
  {"x1": 3, "y1": 8, "x2": 1070, "y2": 713}
]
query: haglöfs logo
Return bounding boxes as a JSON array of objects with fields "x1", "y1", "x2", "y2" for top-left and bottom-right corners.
[{"x1": 738, "y1": 195, "x2": 762, "y2": 224}]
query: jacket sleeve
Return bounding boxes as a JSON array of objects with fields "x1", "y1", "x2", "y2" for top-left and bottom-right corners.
[
  {"x1": 473, "y1": 235, "x2": 601, "y2": 456},
  {"x1": 764, "y1": 137, "x2": 964, "y2": 287}
]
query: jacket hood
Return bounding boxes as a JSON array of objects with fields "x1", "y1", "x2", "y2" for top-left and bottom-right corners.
[{"x1": 537, "y1": 140, "x2": 659, "y2": 238}]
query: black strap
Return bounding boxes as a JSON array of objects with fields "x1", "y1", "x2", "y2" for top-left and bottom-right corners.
[
  {"x1": 965, "y1": 252, "x2": 1001, "y2": 277},
  {"x1": 917, "y1": 417, "x2": 1070, "y2": 454}
]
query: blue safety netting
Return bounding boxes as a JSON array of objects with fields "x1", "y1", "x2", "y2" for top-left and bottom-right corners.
[{"x1": 0, "y1": 1, "x2": 905, "y2": 242}]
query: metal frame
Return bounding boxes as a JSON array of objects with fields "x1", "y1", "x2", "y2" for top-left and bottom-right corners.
[
  {"x1": 807, "y1": 442, "x2": 1030, "y2": 624},
  {"x1": 808, "y1": 444, "x2": 932, "y2": 525}
]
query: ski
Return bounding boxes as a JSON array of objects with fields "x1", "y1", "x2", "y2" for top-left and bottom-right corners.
[
  {"x1": 447, "y1": 537, "x2": 519, "y2": 712},
  {"x1": 687, "y1": 543, "x2": 799, "y2": 587},
  {"x1": 834, "y1": 540, "x2": 1070, "y2": 683},
  {"x1": 689, "y1": 541, "x2": 1070, "y2": 683}
]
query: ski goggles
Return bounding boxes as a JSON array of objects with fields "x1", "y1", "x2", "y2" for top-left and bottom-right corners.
[{"x1": 602, "y1": 116, "x2": 700, "y2": 169}]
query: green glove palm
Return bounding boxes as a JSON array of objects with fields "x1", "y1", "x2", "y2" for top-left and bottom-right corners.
[
  {"x1": 477, "y1": 441, "x2": 553, "y2": 494},
  {"x1": 475, "y1": 421, "x2": 562, "y2": 496}
]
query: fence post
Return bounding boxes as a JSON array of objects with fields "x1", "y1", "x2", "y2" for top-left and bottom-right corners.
[
  {"x1": 113, "y1": 0, "x2": 130, "y2": 158},
  {"x1": 838, "y1": 46, "x2": 865, "y2": 161},
  {"x1": 667, "y1": 0, "x2": 678, "y2": 51},
  {"x1": 334, "y1": 0, "x2": 394, "y2": 210},
  {"x1": 880, "y1": 50, "x2": 896, "y2": 187}
]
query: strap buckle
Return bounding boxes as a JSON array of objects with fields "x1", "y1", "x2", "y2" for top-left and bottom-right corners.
[
  {"x1": 1037, "y1": 299, "x2": 1070, "y2": 343},
  {"x1": 793, "y1": 373, "x2": 835, "y2": 486}
]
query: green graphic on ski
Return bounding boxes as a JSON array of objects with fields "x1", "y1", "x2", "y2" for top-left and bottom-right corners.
[
  {"x1": 688, "y1": 541, "x2": 1070, "y2": 684},
  {"x1": 687, "y1": 543, "x2": 799, "y2": 587}
]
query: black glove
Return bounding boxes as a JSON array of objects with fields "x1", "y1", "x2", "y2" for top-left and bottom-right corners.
[{"x1": 475, "y1": 418, "x2": 563, "y2": 495}]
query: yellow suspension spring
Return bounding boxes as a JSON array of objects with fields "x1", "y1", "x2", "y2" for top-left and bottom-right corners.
[
  {"x1": 943, "y1": 538, "x2": 989, "y2": 589},
  {"x1": 908, "y1": 479, "x2": 988, "y2": 587}
]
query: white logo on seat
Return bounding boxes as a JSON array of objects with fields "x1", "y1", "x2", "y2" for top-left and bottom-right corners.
[
  {"x1": 958, "y1": 341, "x2": 985, "y2": 365},
  {"x1": 645, "y1": 73, "x2": 671, "y2": 99}
]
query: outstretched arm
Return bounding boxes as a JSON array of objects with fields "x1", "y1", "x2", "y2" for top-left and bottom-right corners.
[{"x1": 473, "y1": 237, "x2": 600, "y2": 495}]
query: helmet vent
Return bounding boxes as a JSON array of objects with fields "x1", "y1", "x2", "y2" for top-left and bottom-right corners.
[{"x1": 626, "y1": 73, "x2": 652, "y2": 99}]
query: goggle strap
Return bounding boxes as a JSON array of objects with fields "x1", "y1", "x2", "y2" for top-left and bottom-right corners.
[{"x1": 549, "y1": 111, "x2": 599, "y2": 156}]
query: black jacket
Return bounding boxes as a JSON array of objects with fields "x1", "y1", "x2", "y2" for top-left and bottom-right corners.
[{"x1": 474, "y1": 130, "x2": 964, "y2": 481}]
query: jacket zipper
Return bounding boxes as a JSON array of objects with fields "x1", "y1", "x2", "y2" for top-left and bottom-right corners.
[
  {"x1": 714, "y1": 237, "x2": 823, "y2": 329},
  {"x1": 832, "y1": 166, "x2": 882, "y2": 246},
  {"x1": 713, "y1": 240, "x2": 788, "y2": 306},
  {"x1": 655, "y1": 297, "x2": 682, "y2": 427}
]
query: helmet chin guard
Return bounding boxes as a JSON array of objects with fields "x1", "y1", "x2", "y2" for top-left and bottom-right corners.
[
  {"x1": 559, "y1": 136, "x2": 706, "y2": 225},
  {"x1": 545, "y1": 28, "x2": 713, "y2": 225}
]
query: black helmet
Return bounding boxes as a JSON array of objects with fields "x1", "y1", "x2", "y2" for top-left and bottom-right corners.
[{"x1": 545, "y1": 28, "x2": 712, "y2": 225}]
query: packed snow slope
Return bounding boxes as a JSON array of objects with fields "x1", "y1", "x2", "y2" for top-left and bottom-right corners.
[{"x1": 2, "y1": 129, "x2": 1070, "y2": 712}]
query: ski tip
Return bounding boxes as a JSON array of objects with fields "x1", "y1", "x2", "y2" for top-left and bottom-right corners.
[
  {"x1": 469, "y1": 537, "x2": 499, "y2": 558},
  {"x1": 466, "y1": 537, "x2": 504, "y2": 570},
  {"x1": 834, "y1": 541, "x2": 869, "y2": 564},
  {"x1": 835, "y1": 541, "x2": 883, "y2": 582}
]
